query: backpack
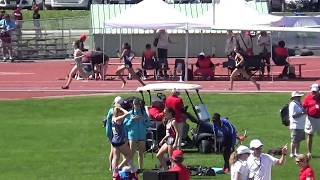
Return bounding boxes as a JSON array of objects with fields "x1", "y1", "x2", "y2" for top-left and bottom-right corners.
[{"x1": 280, "y1": 104, "x2": 289, "y2": 126}]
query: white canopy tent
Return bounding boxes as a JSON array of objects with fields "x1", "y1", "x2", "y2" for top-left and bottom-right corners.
[
  {"x1": 192, "y1": 0, "x2": 283, "y2": 29},
  {"x1": 104, "y1": 0, "x2": 196, "y2": 29},
  {"x1": 104, "y1": 0, "x2": 202, "y2": 81}
]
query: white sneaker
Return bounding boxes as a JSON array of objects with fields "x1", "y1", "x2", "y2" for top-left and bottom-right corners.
[
  {"x1": 3, "y1": 57, "x2": 7, "y2": 62},
  {"x1": 289, "y1": 153, "x2": 295, "y2": 158},
  {"x1": 142, "y1": 76, "x2": 147, "y2": 80}
]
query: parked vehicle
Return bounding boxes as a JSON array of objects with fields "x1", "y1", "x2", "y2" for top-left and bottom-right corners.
[
  {"x1": 137, "y1": 82, "x2": 217, "y2": 154},
  {"x1": 0, "y1": 0, "x2": 43, "y2": 9}
]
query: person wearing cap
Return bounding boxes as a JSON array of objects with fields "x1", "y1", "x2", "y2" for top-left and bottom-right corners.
[
  {"x1": 295, "y1": 154, "x2": 315, "y2": 180},
  {"x1": 247, "y1": 139, "x2": 287, "y2": 180},
  {"x1": 0, "y1": 14, "x2": 16, "y2": 62},
  {"x1": 169, "y1": 149, "x2": 190, "y2": 180},
  {"x1": 229, "y1": 145, "x2": 251, "y2": 180},
  {"x1": 194, "y1": 52, "x2": 215, "y2": 80},
  {"x1": 124, "y1": 98, "x2": 151, "y2": 170},
  {"x1": 103, "y1": 96, "x2": 124, "y2": 171},
  {"x1": 302, "y1": 83, "x2": 320, "y2": 158},
  {"x1": 212, "y1": 113, "x2": 237, "y2": 173},
  {"x1": 148, "y1": 96, "x2": 166, "y2": 146},
  {"x1": 165, "y1": 88, "x2": 185, "y2": 149},
  {"x1": 289, "y1": 91, "x2": 306, "y2": 158}
]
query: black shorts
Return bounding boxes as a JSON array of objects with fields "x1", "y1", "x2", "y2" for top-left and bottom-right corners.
[{"x1": 111, "y1": 141, "x2": 125, "y2": 147}]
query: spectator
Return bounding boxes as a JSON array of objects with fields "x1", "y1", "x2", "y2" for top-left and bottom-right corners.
[
  {"x1": 124, "y1": 98, "x2": 151, "y2": 170},
  {"x1": 104, "y1": 96, "x2": 124, "y2": 171},
  {"x1": 154, "y1": 29, "x2": 173, "y2": 78},
  {"x1": 156, "y1": 108, "x2": 178, "y2": 170},
  {"x1": 165, "y1": 89, "x2": 185, "y2": 149},
  {"x1": 141, "y1": 43, "x2": 157, "y2": 80},
  {"x1": 148, "y1": 96, "x2": 166, "y2": 146},
  {"x1": 116, "y1": 42, "x2": 145, "y2": 88},
  {"x1": 148, "y1": 96, "x2": 165, "y2": 122},
  {"x1": 225, "y1": 30, "x2": 238, "y2": 56},
  {"x1": 13, "y1": 5, "x2": 23, "y2": 43},
  {"x1": 238, "y1": 30, "x2": 254, "y2": 57},
  {"x1": 229, "y1": 46, "x2": 260, "y2": 91},
  {"x1": 110, "y1": 103, "x2": 133, "y2": 178},
  {"x1": 32, "y1": 3, "x2": 41, "y2": 39},
  {"x1": 0, "y1": 14, "x2": 16, "y2": 62},
  {"x1": 295, "y1": 154, "x2": 315, "y2": 180},
  {"x1": 247, "y1": 139, "x2": 287, "y2": 180},
  {"x1": 194, "y1": 52, "x2": 215, "y2": 80},
  {"x1": 79, "y1": 34, "x2": 88, "y2": 51},
  {"x1": 229, "y1": 145, "x2": 251, "y2": 180},
  {"x1": 212, "y1": 113, "x2": 237, "y2": 173},
  {"x1": 288, "y1": 91, "x2": 306, "y2": 158},
  {"x1": 273, "y1": 40, "x2": 290, "y2": 79},
  {"x1": 302, "y1": 83, "x2": 320, "y2": 158},
  {"x1": 257, "y1": 31, "x2": 271, "y2": 76},
  {"x1": 168, "y1": 149, "x2": 190, "y2": 180}
]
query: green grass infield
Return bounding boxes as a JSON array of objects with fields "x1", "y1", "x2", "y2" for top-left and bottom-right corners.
[{"x1": 0, "y1": 93, "x2": 319, "y2": 180}]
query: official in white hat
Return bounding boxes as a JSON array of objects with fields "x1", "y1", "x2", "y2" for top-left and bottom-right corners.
[
  {"x1": 247, "y1": 139, "x2": 287, "y2": 180},
  {"x1": 288, "y1": 91, "x2": 306, "y2": 158}
]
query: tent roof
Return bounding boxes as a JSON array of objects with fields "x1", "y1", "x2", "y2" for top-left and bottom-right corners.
[
  {"x1": 193, "y1": 0, "x2": 282, "y2": 29},
  {"x1": 104, "y1": 0, "x2": 194, "y2": 29}
]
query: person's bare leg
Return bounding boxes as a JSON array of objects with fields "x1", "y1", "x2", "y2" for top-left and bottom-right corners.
[
  {"x1": 156, "y1": 143, "x2": 168, "y2": 170},
  {"x1": 118, "y1": 144, "x2": 133, "y2": 169},
  {"x1": 128, "y1": 68, "x2": 145, "y2": 86},
  {"x1": 109, "y1": 145, "x2": 114, "y2": 171},
  {"x1": 62, "y1": 65, "x2": 78, "y2": 89},
  {"x1": 137, "y1": 141, "x2": 145, "y2": 169},
  {"x1": 306, "y1": 134, "x2": 313, "y2": 158},
  {"x1": 129, "y1": 140, "x2": 137, "y2": 167},
  {"x1": 291, "y1": 141, "x2": 297, "y2": 157},
  {"x1": 116, "y1": 66, "x2": 126, "y2": 88},
  {"x1": 229, "y1": 69, "x2": 238, "y2": 90},
  {"x1": 250, "y1": 77, "x2": 260, "y2": 90}
]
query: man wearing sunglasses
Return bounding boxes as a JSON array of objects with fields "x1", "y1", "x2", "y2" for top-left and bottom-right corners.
[{"x1": 247, "y1": 139, "x2": 288, "y2": 180}]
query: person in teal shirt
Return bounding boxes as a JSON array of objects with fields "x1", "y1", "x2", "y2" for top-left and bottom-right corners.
[{"x1": 124, "y1": 98, "x2": 151, "y2": 171}]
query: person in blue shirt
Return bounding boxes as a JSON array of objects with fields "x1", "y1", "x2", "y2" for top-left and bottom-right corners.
[
  {"x1": 0, "y1": 14, "x2": 16, "y2": 62},
  {"x1": 212, "y1": 113, "x2": 237, "y2": 173},
  {"x1": 124, "y1": 98, "x2": 151, "y2": 171}
]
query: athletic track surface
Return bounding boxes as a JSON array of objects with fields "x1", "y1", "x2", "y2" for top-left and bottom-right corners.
[{"x1": 0, "y1": 57, "x2": 319, "y2": 100}]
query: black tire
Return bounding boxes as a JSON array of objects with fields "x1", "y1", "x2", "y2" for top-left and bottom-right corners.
[{"x1": 198, "y1": 139, "x2": 212, "y2": 154}]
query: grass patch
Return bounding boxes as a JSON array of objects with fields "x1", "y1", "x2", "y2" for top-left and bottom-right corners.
[{"x1": 0, "y1": 93, "x2": 319, "y2": 180}]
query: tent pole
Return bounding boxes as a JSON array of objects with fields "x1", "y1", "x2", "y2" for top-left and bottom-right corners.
[
  {"x1": 185, "y1": 29, "x2": 189, "y2": 82},
  {"x1": 212, "y1": 0, "x2": 215, "y2": 26},
  {"x1": 271, "y1": 31, "x2": 273, "y2": 82}
]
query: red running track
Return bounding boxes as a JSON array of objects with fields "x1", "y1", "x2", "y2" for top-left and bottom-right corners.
[{"x1": 0, "y1": 57, "x2": 319, "y2": 100}]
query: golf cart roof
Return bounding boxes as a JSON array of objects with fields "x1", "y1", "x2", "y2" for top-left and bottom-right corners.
[{"x1": 137, "y1": 83, "x2": 202, "y2": 92}]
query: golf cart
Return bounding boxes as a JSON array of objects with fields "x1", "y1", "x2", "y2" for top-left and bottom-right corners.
[{"x1": 136, "y1": 82, "x2": 217, "y2": 154}]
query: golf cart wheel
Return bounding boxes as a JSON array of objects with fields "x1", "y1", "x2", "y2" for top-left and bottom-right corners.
[{"x1": 198, "y1": 139, "x2": 212, "y2": 154}]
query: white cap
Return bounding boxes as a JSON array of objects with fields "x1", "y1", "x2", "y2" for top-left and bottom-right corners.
[
  {"x1": 250, "y1": 139, "x2": 263, "y2": 149},
  {"x1": 199, "y1": 52, "x2": 205, "y2": 56},
  {"x1": 236, "y1": 145, "x2": 251, "y2": 155},
  {"x1": 291, "y1": 91, "x2": 304, "y2": 98},
  {"x1": 310, "y1": 83, "x2": 319, "y2": 92},
  {"x1": 152, "y1": 96, "x2": 162, "y2": 103},
  {"x1": 114, "y1": 96, "x2": 123, "y2": 104}
]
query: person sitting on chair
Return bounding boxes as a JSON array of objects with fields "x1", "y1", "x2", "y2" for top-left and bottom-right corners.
[
  {"x1": 169, "y1": 149, "x2": 190, "y2": 180},
  {"x1": 141, "y1": 43, "x2": 157, "y2": 80},
  {"x1": 273, "y1": 40, "x2": 290, "y2": 79},
  {"x1": 194, "y1": 52, "x2": 215, "y2": 80}
]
